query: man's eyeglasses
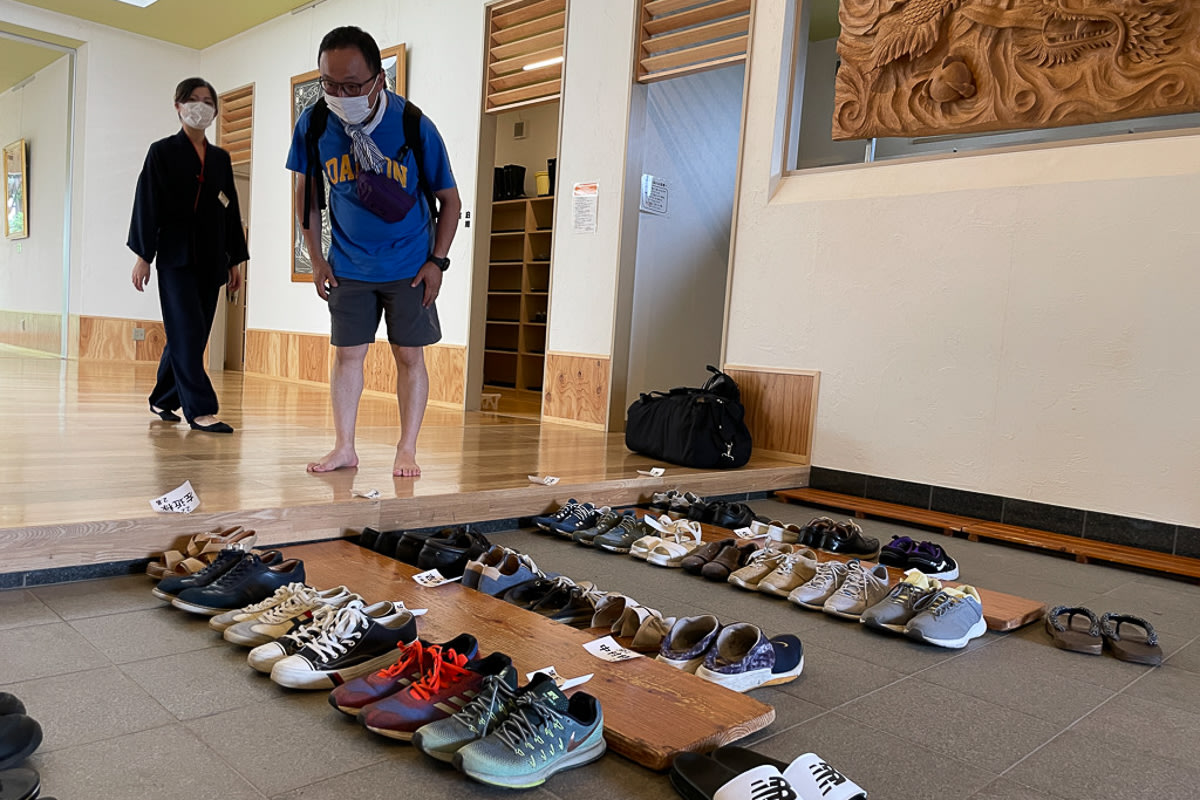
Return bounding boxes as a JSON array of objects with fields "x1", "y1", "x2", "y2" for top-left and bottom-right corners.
[{"x1": 319, "y1": 73, "x2": 380, "y2": 97}]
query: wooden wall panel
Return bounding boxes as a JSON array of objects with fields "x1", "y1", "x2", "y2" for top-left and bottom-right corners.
[
  {"x1": 0, "y1": 310, "x2": 62, "y2": 355},
  {"x1": 543, "y1": 352, "x2": 609, "y2": 429},
  {"x1": 78, "y1": 316, "x2": 168, "y2": 362},
  {"x1": 724, "y1": 365, "x2": 820, "y2": 462},
  {"x1": 427, "y1": 343, "x2": 466, "y2": 406},
  {"x1": 134, "y1": 323, "x2": 167, "y2": 362}
]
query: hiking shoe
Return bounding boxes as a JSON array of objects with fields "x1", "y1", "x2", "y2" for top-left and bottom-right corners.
[
  {"x1": 532, "y1": 500, "x2": 582, "y2": 532},
  {"x1": 551, "y1": 503, "x2": 601, "y2": 536},
  {"x1": 823, "y1": 560, "x2": 891, "y2": 620},
  {"x1": 412, "y1": 665, "x2": 526, "y2": 761},
  {"x1": 269, "y1": 600, "x2": 419, "y2": 689},
  {"x1": 209, "y1": 582, "x2": 305, "y2": 632},
  {"x1": 572, "y1": 508, "x2": 623, "y2": 546},
  {"x1": 152, "y1": 548, "x2": 250, "y2": 601},
  {"x1": 817, "y1": 520, "x2": 880, "y2": 558},
  {"x1": 463, "y1": 545, "x2": 513, "y2": 590},
  {"x1": 417, "y1": 529, "x2": 490, "y2": 578},
  {"x1": 223, "y1": 585, "x2": 354, "y2": 646},
  {"x1": 172, "y1": 553, "x2": 302, "y2": 615},
  {"x1": 476, "y1": 553, "x2": 543, "y2": 597},
  {"x1": 879, "y1": 535, "x2": 916, "y2": 568},
  {"x1": 905, "y1": 586, "x2": 986, "y2": 648},
  {"x1": 594, "y1": 514, "x2": 650, "y2": 554},
  {"x1": 329, "y1": 634, "x2": 479, "y2": 716},
  {"x1": 861, "y1": 569, "x2": 942, "y2": 633},
  {"x1": 246, "y1": 598, "x2": 357, "y2": 672},
  {"x1": 727, "y1": 545, "x2": 793, "y2": 590},
  {"x1": 788, "y1": 560, "x2": 849, "y2": 610},
  {"x1": 453, "y1": 682, "x2": 606, "y2": 788},
  {"x1": 756, "y1": 548, "x2": 819, "y2": 597},
  {"x1": 907, "y1": 541, "x2": 960, "y2": 580},
  {"x1": 657, "y1": 615, "x2": 720, "y2": 672},
  {"x1": 695, "y1": 623, "x2": 804, "y2": 692},
  {"x1": 680, "y1": 538, "x2": 735, "y2": 574},
  {"x1": 361, "y1": 651, "x2": 513, "y2": 741}
]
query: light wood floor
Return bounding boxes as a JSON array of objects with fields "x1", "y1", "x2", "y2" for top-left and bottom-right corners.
[{"x1": 0, "y1": 348, "x2": 808, "y2": 573}]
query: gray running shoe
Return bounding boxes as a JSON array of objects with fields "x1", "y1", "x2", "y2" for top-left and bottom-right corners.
[
  {"x1": 787, "y1": 560, "x2": 849, "y2": 610},
  {"x1": 823, "y1": 560, "x2": 891, "y2": 620},
  {"x1": 412, "y1": 665, "x2": 521, "y2": 761},
  {"x1": 572, "y1": 508, "x2": 622, "y2": 546},
  {"x1": 593, "y1": 514, "x2": 647, "y2": 554},
  {"x1": 861, "y1": 569, "x2": 941, "y2": 633},
  {"x1": 905, "y1": 586, "x2": 986, "y2": 649}
]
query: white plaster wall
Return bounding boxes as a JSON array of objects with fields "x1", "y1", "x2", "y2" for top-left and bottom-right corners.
[
  {"x1": 726, "y1": 0, "x2": 1200, "y2": 525},
  {"x1": 0, "y1": 54, "x2": 69, "y2": 315},
  {"x1": 625, "y1": 64, "x2": 744, "y2": 406},
  {"x1": 493, "y1": 102, "x2": 559, "y2": 198}
]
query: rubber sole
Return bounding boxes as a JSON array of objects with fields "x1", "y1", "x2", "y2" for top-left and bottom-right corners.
[
  {"x1": 247, "y1": 646, "x2": 289, "y2": 673},
  {"x1": 695, "y1": 655, "x2": 804, "y2": 692},
  {"x1": 151, "y1": 587, "x2": 178, "y2": 602},
  {"x1": 655, "y1": 654, "x2": 705, "y2": 673},
  {"x1": 270, "y1": 649, "x2": 403, "y2": 690},
  {"x1": 221, "y1": 626, "x2": 275, "y2": 647},
  {"x1": 907, "y1": 616, "x2": 986, "y2": 649},
  {"x1": 170, "y1": 597, "x2": 229, "y2": 616},
  {"x1": 454, "y1": 735, "x2": 606, "y2": 788}
]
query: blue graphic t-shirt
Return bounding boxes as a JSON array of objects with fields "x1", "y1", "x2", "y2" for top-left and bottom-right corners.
[{"x1": 286, "y1": 92, "x2": 456, "y2": 282}]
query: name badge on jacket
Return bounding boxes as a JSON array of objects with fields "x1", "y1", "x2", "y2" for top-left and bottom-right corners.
[{"x1": 217, "y1": 191, "x2": 230, "y2": 208}]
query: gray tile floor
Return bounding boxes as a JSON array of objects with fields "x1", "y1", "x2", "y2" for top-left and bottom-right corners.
[{"x1": 4, "y1": 498, "x2": 1200, "y2": 799}]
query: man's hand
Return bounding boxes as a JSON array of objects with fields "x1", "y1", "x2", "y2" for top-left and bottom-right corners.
[
  {"x1": 412, "y1": 262, "x2": 443, "y2": 308},
  {"x1": 131, "y1": 258, "x2": 151, "y2": 292},
  {"x1": 228, "y1": 265, "x2": 243, "y2": 293},
  {"x1": 312, "y1": 253, "x2": 338, "y2": 301}
]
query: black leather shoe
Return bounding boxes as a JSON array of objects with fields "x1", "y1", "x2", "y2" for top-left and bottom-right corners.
[
  {"x1": 373, "y1": 529, "x2": 406, "y2": 557},
  {"x1": 501, "y1": 578, "x2": 558, "y2": 610},
  {"x1": 797, "y1": 517, "x2": 837, "y2": 548},
  {"x1": 819, "y1": 520, "x2": 880, "y2": 558},
  {"x1": 0, "y1": 767, "x2": 40, "y2": 800},
  {"x1": 417, "y1": 529, "x2": 490, "y2": 578},
  {"x1": 358, "y1": 527, "x2": 382, "y2": 551},
  {"x1": 0, "y1": 696, "x2": 23, "y2": 718},
  {"x1": 189, "y1": 419, "x2": 234, "y2": 434},
  {"x1": 150, "y1": 403, "x2": 181, "y2": 422},
  {"x1": 0, "y1": 717, "x2": 42, "y2": 771},
  {"x1": 152, "y1": 548, "x2": 250, "y2": 601},
  {"x1": 713, "y1": 502, "x2": 755, "y2": 530},
  {"x1": 393, "y1": 529, "x2": 443, "y2": 565}
]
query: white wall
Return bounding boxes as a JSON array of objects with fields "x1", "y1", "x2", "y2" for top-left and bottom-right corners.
[
  {"x1": 0, "y1": 54, "x2": 69, "y2": 316},
  {"x1": 726, "y1": 0, "x2": 1200, "y2": 526},
  {"x1": 494, "y1": 102, "x2": 559, "y2": 198},
  {"x1": 625, "y1": 65, "x2": 744, "y2": 406}
]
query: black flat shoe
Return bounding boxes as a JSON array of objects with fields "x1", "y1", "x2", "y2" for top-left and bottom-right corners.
[
  {"x1": 0, "y1": 767, "x2": 40, "y2": 800},
  {"x1": 0, "y1": 716, "x2": 42, "y2": 771},
  {"x1": 150, "y1": 404, "x2": 181, "y2": 422},
  {"x1": 0, "y1": 695, "x2": 24, "y2": 718},
  {"x1": 189, "y1": 420, "x2": 234, "y2": 434}
]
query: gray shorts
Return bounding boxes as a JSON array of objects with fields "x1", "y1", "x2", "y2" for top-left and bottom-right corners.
[{"x1": 326, "y1": 277, "x2": 442, "y2": 348}]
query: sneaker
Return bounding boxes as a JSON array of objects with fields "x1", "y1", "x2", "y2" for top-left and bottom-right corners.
[
  {"x1": 756, "y1": 548, "x2": 819, "y2": 597},
  {"x1": 152, "y1": 548, "x2": 252, "y2": 601},
  {"x1": 329, "y1": 633, "x2": 480, "y2": 716},
  {"x1": 209, "y1": 582, "x2": 305, "y2": 632},
  {"x1": 269, "y1": 600, "x2": 419, "y2": 689},
  {"x1": 668, "y1": 491, "x2": 705, "y2": 517},
  {"x1": 223, "y1": 585, "x2": 354, "y2": 646},
  {"x1": 907, "y1": 541, "x2": 960, "y2": 580},
  {"x1": 453, "y1": 681, "x2": 606, "y2": 788},
  {"x1": 878, "y1": 535, "x2": 916, "y2": 568},
  {"x1": 551, "y1": 503, "x2": 601, "y2": 536},
  {"x1": 904, "y1": 586, "x2": 986, "y2": 648},
  {"x1": 247, "y1": 599, "x2": 355, "y2": 673},
  {"x1": 861, "y1": 569, "x2": 942, "y2": 633},
  {"x1": 530, "y1": 583, "x2": 602, "y2": 628},
  {"x1": 412, "y1": 666, "x2": 528, "y2": 761},
  {"x1": 727, "y1": 545, "x2": 793, "y2": 590},
  {"x1": 417, "y1": 529, "x2": 490, "y2": 579},
  {"x1": 822, "y1": 560, "x2": 891, "y2": 620},
  {"x1": 788, "y1": 560, "x2": 849, "y2": 610},
  {"x1": 593, "y1": 514, "x2": 651, "y2": 554},
  {"x1": 532, "y1": 500, "x2": 582, "y2": 532},
  {"x1": 649, "y1": 488, "x2": 681, "y2": 510},
  {"x1": 571, "y1": 509, "x2": 623, "y2": 546},
  {"x1": 694, "y1": 623, "x2": 804, "y2": 692},
  {"x1": 361, "y1": 651, "x2": 513, "y2": 741},
  {"x1": 171, "y1": 553, "x2": 303, "y2": 615},
  {"x1": 657, "y1": 615, "x2": 721, "y2": 673},
  {"x1": 476, "y1": 553, "x2": 543, "y2": 597},
  {"x1": 463, "y1": 545, "x2": 513, "y2": 590}
]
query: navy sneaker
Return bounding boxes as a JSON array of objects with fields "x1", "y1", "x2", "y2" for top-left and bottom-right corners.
[
  {"x1": 171, "y1": 553, "x2": 302, "y2": 615},
  {"x1": 531, "y1": 500, "x2": 582, "y2": 532},
  {"x1": 551, "y1": 503, "x2": 601, "y2": 536},
  {"x1": 152, "y1": 548, "x2": 258, "y2": 601},
  {"x1": 907, "y1": 541, "x2": 959, "y2": 580}
]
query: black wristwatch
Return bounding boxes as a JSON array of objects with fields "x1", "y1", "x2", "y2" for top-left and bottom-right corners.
[{"x1": 429, "y1": 255, "x2": 450, "y2": 272}]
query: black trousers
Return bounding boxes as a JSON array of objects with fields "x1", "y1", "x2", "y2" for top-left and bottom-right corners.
[{"x1": 150, "y1": 267, "x2": 223, "y2": 421}]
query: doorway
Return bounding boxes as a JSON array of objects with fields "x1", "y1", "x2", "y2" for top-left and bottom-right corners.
[{"x1": 211, "y1": 83, "x2": 253, "y2": 372}]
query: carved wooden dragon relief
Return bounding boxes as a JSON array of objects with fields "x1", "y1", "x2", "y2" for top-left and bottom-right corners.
[{"x1": 832, "y1": 0, "x2": 1200, "y2": 140}]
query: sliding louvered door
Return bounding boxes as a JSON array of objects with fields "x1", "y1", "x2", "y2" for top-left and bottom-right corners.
[
  {"x1": 485, "y1": 0, "x2": 567, "y2": 113},
  {"x1": 637, "y1": 0, "x2": 751, "y2": 84}
]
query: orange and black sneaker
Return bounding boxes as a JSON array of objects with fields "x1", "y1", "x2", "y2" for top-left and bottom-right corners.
[{"x1": 327, "y1": 634, "x2": 477, "y2": 716}]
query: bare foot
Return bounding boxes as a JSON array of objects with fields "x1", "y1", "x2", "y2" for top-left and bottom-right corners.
[
  {"x1": 393, "y1": 447, "x2": 422, "y2": 478},
  {"x1": 308, "y1": 447, "x2": 359, "y2": 473}
]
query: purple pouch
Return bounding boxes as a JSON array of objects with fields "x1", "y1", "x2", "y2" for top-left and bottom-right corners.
[{"x1": 356, "y1": 169, "x2": 416, "y2": 223}]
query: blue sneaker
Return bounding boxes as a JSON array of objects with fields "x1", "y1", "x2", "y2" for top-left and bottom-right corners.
[
  {"x1": 476, "y1": 553, "x2": 543, "y2": 597},
  {"x1": 453, "y1": 680, "x2": 607, "y2": 788},
  {"x1": 551, "y1": 503, "x2": 601, "y2": 536},
  {"x1": 531, "y1": 500, "x2": 582, "y2": 532}
]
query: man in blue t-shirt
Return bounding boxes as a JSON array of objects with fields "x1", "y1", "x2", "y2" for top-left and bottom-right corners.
[{"x1": 287, "y1": 26, "x2": 461, "y2": 478}]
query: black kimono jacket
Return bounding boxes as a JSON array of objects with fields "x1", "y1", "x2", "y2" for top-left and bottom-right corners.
[{"x1": 127, "y1": 130, "x2": 249, "y2": 282}]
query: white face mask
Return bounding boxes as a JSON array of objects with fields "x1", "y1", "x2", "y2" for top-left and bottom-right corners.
[
  {"x1": 179, "y1": 101, "x2": 216, "y2": 130},
  {"x1": 324, "y1": 76, "x2": 380, "y2": 126}
]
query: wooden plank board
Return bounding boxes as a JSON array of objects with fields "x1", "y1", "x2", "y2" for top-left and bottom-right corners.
[
  {"x1": 640, "y1": 34, "x2": 747, "y2": 75},
  {"x1": 644, "y1": 0, "x2": 750, "y2": 36},
  {"x1": 631, "y1": 509, "x2": 1045, "y2": 632},
  {"x1": 774, "y1": 488, "x2": 969, "y2": 534},
  {"x1": 287, "y1": 540, "x2": 775, "y2": 771},
  {"x1": 642, "y1": 14, "x2": 749, "y2": 54}
]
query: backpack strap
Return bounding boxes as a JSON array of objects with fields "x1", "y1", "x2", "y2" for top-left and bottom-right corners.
[
  {"x1": 301, "y1": 98, "x2": 330, "y2": 231},
  {"x1": 400, "y1": 100, "x2": 439, "y2": 228}
]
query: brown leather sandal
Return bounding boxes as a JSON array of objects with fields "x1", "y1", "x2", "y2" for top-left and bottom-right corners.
[
  {"x1": 1045, "y1": 606, "x2": 1102, "y2": 655},
  {"x1": 146, "y1": 526, "x2": 255, "y2": 579}
]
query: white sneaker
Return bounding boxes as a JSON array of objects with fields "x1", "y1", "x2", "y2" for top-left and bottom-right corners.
[
  {"x1": 208, "y1": 582, "x2": 305, "y2": 632},
  {"x1": 823, "y1": 560, "x2": 891, "y2": 619},
  {"x1": 223, "y1": 585, "x2": 354, "y2": 647},
  {"x1": 787, "y1": 561, "x2": 849, "y2": 610},
  {"x1": 757, "y1": 548, "x2": 819, "y2": 597},
  {"x1": 247, "y1": 596, "x2": 357, "y2": 673}
]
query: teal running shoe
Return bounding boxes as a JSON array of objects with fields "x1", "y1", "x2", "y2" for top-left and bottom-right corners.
[
  {"x1": 412, "y1": 665, "x2": 523, "y2": 761},
  {"x1": 453, "y1": 680, "x2": 606, "y2": 788}
]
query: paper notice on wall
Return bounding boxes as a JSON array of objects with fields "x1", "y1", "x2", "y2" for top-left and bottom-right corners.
[
  {"x1": 572, "y1": 182, "x2": 598, "y2": 233},
  {"x1": 639, "y1": 174, "x2": 668, "y2": 215},
  {"x1": 150, "y1": 481, "x2": 200, "y2": 514}
]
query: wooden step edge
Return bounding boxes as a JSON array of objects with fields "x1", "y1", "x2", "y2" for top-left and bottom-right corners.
[{"x1": 774, "y1": 488, "x2": 970, "y2": 531}]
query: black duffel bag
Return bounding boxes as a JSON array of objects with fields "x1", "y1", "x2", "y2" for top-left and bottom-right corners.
[{"x1": 625, "y1": 366, "x2": 752, "y2": 469}]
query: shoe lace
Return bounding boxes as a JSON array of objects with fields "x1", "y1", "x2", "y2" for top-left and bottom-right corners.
[
  {"x1": 888, "y1": 582, "x2": 921, "y2": 606},
  {"x1": 257, "y1": 586, "x2": 320, "y2": 624},
  {"x1": 809, "y1": 561, "x2": 844, "y2": 589},
  {"x1": 924, "y1": 591, "x2": 959, "y2": 618},
  {"x1": 207, "y1": 553, "x2": 259, "y2": 586},
  {"x1": 280, "y1": 603, "x2": 341, "y2": 647},
  {"x1": 744, "y1": 548, "x2": 785, "y2": 568},
  {"x1": 774, "y1": 550, "x2": 810, "y2": 573},
  {"x1": 833, "y1": 561, "x2": 869, "y2": 597},
  {"x1": 303, "y1": 603, "x2": 375, "y2": 662},
  {"x1": 376, "y1": 640, "x2": 425, "y2": 679},
  {"x1": 452, "y1": 672, "x2": 517, "y2": 734},
  {"x1": 407, "y1": 646, "x2": 471, "y2": 700},
  {"x1": 551, "y1": 501, "x2": 580, "y2": 521},
  {"x1": 564, "y1": 504, "x2": 594, "y2": 527},
  {"x1": 241, "y1": 583, "x2": 301, "y2": 614},
  {"x1": 494, "y1": 693, "x2": 568, "y2": 755}
]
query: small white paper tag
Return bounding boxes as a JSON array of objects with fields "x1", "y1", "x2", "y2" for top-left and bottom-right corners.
[
  {"x1": 637, "y1": 467, "x2": 666, "y2": 477},
  {"x1": 411, "y1": 569, "x2": 462, "y2": 587},
  {"x1": 584, "y1": 635, "x2": 642, "y2": 662},
  {"x1": 525, "y1": 666, "x2": 594, "y2": 691},
  {"x1": 150, "y1": 481, "x2": 200, "y2": 514},
  {"x1": 528, "y1": 475, "x2": 560, "y2": 485},
  {"x1": 733, "y1": 526, "x2": 763, "y2": 539},
  {"x1": 351, "y1": 489, "x2": 380, "y2": 500}
]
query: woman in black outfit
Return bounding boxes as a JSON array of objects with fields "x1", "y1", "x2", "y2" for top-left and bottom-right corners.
[{"x1": 128, "y1": 77, "x2": 248, "y2": 434}]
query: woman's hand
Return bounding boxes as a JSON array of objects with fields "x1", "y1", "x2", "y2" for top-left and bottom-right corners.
[
  {"x1": 131, "y1": 258, "x2": 151, "y2": 292},
  {"x1": 228, "y1": 264, "x2": 243, "y2": 293}
]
